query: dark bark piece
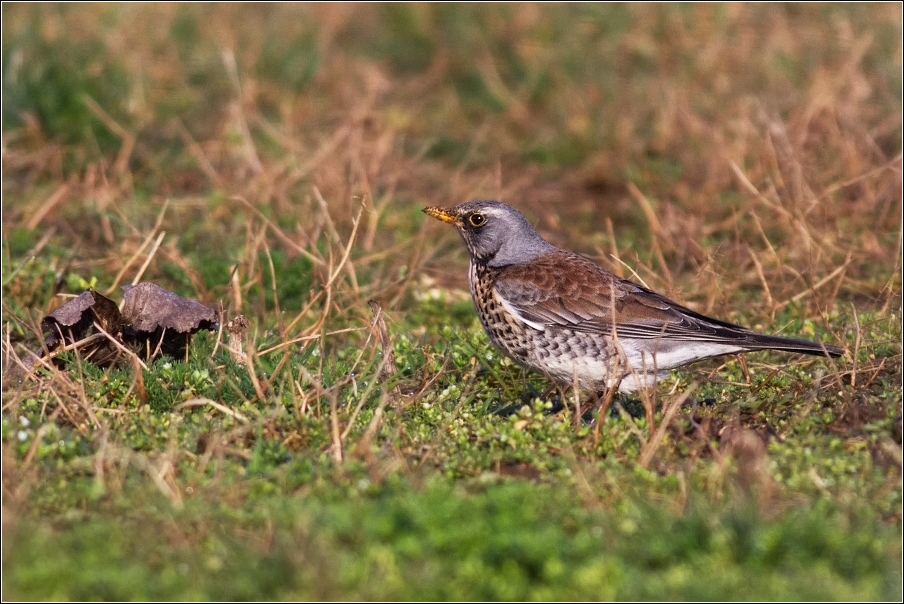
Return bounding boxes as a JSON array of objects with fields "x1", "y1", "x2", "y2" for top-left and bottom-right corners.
[
  {"x1": 121, "y1": 283, "x2": 217, "y2": 333},
  {"x1": 38, "y1": 290, "x2": 122, "y2": 367},
  {"x1": 41, "y1": 290, "x2": 118, "y2": 346},
  {"x1": 32, "y1": 284, "x2": 217, "y2": 370},
  {"x1": 120, "y1": 283, "x2": 217, "y2": 360}
]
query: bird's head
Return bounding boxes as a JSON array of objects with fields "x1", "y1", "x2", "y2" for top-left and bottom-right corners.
[{"x1": 423, "y1": 200, "x2": 556, "y2": 267}]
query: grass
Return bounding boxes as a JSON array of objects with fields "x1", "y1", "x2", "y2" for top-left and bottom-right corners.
[{"x1": 2, "y1": 3, "x2": 902, "y2": 601}]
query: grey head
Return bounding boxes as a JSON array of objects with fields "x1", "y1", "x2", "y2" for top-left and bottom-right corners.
[{"x1": 423, "y1": 200, "x2": 558, "y2": 267}]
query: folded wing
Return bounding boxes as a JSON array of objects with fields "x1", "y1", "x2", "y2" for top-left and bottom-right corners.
[{"x1": 493, "y1": 251, "x2": 842, "y2": 357}]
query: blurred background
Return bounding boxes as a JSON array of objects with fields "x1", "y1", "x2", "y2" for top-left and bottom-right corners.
[{"x1": 2, "y1": 3, "x2": 901, "y2": 320}]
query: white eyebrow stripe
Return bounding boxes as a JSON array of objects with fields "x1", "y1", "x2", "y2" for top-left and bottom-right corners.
[{"x1": 498, "y1": 295, "x2": 546, "y2": 331}]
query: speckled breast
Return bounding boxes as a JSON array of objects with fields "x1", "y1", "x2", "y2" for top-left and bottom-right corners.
[
  {"x1": 469, "y1": 262, "x2": 534, "y2": 364},
  {"x1": 468, "y1": 262, "x2": 620, "y2": 388}
]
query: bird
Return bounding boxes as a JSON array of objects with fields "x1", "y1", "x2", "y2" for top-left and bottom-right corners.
[{"x1": 423, "y1": 200, "x2": 843, "y2": 394}]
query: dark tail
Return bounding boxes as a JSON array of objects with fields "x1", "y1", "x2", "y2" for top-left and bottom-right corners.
[
  {"x1": 638, "y1": 285, "x2": 845, "y2": 359},
  {"x1": 742, "y1": 333, "x2": 844, "y2": 358}
]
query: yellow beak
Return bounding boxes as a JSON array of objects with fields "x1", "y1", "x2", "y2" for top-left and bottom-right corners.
[{"x1": 423, "y1": 206, "x2": 463, "y2": 226}]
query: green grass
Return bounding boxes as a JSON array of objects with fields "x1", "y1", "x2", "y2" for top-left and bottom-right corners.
[
  {"x1": 2, "y1": 3, "x2": 902, "y2": 601},
  {"x1": 6, "y1": 480, "x2": 899, "y2": 600}
]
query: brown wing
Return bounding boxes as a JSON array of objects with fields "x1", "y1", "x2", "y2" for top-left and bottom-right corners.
[
  {"x1": 493, "y1": 252, "x2": 761, "y2": 343},
  {"x1": 493, "y1": 252, "x2": 843, "y2": 357}
]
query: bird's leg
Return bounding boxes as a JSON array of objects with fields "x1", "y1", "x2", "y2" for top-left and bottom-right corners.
[
  {"x1": 680, "y1": 395, "x2": 717, "y2": 409},
  {"x1": 638, "y1": 388, "x2": 657, "y2": 438},
  {"x1": 541, "y1": 384, "x2": 567, "y2": 414},
  {"x1": 589, "y1": 385, "x2": 620, "y2": 443},
  {"x1": 523, "y1": 382, "x2": 565, "y2": 414},
  {"x1": 611, "y1": 397, "x2": 646, "y2": 419},
  {"x1": 593, "y1": 386, "x2": 619, "y2": 419},
  {"x1": 496, "y1": 382, "x2": 563, "y2": 416},
  {"x1": 681, "y1": 395, "x2": 717, "y2": 432},
  {"x1": 521, "y1": 382, "x2": 543, "y2": 405}
]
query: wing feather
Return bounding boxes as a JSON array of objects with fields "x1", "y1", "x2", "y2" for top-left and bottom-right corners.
[{"x1": 493, "y1": 252, "x2": 755, "y2": 344}]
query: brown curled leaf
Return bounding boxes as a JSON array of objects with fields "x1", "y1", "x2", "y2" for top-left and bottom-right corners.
[
  {"x1": 37, "y1": 290, "x2": 123, "y2": 367},
  {"x1": 41, "y1": 290, "x2": 121, "y2": 344},
  {"x1": 28, "y1": 284, "x2": 217, "y2": 371},
  {"x1": 121, "y1": 283, "x2": 217, "y2": 333},
  {"x1": 120, "y1": 283, "x2": 218, "y2": 360}
]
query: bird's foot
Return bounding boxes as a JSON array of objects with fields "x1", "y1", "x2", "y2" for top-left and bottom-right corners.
[
  {"x1": 681, "y1": 396, "x2": 717, "y2": 408},
  {"x1": 494, "y1": 383, "x2": 564, "y2": 416}
]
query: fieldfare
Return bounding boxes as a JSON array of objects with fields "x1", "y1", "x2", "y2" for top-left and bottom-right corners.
[{"x1": 424, "y1": 200, "x2": 843, "y2": 394}]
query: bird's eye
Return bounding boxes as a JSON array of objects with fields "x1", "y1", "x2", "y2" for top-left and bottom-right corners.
[{"x1": 468, "y1": 213, "x2": 486, "y2": 227}]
